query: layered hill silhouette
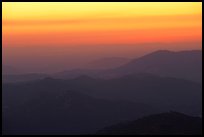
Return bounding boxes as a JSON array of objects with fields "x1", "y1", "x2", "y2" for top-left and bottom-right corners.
[
  {"x1": 2, "y1": 49, "x2": 202, "y2": 135},
  {"x1": 31, "y1": 73, "x2": 202, "y2": 115},
  {"x1": 97, "y1": 112, "x2": 202, "y2": 135},
  {"x1": 3, "y1": 86, "x2": 157, "y2": 135},
  {"x1": 2, "y1": 74, "x2": 202, "y2": 134},
  {"x1": 4, "y1": 50, "x2": 202, "y2": 84},
  {"x1": 103, "y1": 50, "x2": 202, "y2": 83},
  {"x1": 55, "y1": 50, "x2": 202, "y2": 83}
]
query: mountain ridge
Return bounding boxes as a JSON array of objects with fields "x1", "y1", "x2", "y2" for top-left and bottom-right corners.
[{"x1": 96, "y1": 111, "x2": 202, "y2": 135}]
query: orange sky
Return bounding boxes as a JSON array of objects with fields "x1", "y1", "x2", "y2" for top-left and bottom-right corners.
[
  {"x1": 2, "y1": 2, "x2": 202, "y2": 73},
  {"x1": 2, "y1": 2, "x2": 202, "y2": 47}
]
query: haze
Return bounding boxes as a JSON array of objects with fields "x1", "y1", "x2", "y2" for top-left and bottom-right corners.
[
  {"x1": 2, "y1": 2, "x2": 202, "y2": 135},
  {"x1": 2, "y1": 2, "x2": 202, "y2": 73}
]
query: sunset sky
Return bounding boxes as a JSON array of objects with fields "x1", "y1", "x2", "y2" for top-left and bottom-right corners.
[
  {"x1": 3, "y1": 2, "x2": 202, "y2": 46},
  {"x1": 2, "y1": 2, "x2": 202, "y2": 72}
]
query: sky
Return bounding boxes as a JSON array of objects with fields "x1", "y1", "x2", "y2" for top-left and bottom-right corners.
[{"x1": 2, "y1": 2, "x2": 202, "y2": 73}]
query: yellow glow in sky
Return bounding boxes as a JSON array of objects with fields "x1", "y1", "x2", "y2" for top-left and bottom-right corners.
[
  {"x1": 3, "y1": 2, "x2": 202, "y2": 20},
  {"x1": 2, "y1": 2, "x2": 202, "y2": 47}
]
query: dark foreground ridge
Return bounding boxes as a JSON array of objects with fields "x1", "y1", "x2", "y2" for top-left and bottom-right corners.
[{"x1": 96, "y1": 111, "x2": 202, "y2": 135}]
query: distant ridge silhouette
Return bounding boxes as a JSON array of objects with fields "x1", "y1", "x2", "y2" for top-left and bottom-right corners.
[
  {"x1": 53, "y1": 50, "x2": 202, "y2": 83},
  {"x1": 104, "y1": 50, "x2": 202, "y2": 82}
]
